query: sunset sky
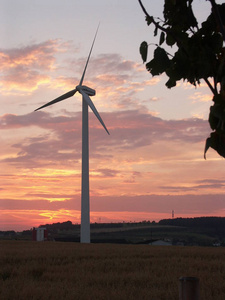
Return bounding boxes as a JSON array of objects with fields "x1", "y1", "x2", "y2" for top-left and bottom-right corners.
[{"x1": 1, "y1": 0, "x2": 225, "y2": 231}]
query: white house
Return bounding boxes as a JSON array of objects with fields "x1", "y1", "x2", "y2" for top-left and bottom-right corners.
[{"x1": 32, "y1": 227, "x2": 48, "y2": 241}]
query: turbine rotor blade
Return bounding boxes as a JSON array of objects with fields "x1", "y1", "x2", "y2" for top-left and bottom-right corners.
[
  {"x1": 79, "y1": 23, "x2": 100, "y2": 86},
  {"x1": 35, "y1": 89, "x2": 77, "y2": 111},
  {"x1": 80, "y1": 89, "x2": 109, "y2": 135}
]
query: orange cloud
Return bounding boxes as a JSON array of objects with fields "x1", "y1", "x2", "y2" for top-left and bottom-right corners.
[
  {"x1": 0, "y1": 40, "x2": 67, "y2": 70},
  {"x1": 0, "y1": 40, "x2": 71, "y2": 95},
  {"x1": 189, "y1": 92, "x2": 212, "y2": 103}
]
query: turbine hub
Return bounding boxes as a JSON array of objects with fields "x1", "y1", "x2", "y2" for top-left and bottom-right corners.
[{"x1": 76, "y1": 85, "x2": 96, "y2": 97}]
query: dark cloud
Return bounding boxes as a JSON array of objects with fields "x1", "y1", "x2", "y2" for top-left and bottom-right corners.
[
  {"x1": 196, "y1": 183, "x2": 225, "y2": 189},
  {"x1": 160, "y1": 184, "x2": 225, "y2": 192},
  {"x1": 93, "y1": 168, "x2": 119, "y2": 178},
  {"x1": 197, "y1": 179, "x2": 225, "y2": 185},
  {"x1": 77, "y1": 53, "x2": 139, "y2": 77},
  {"x1": 160, "y1": 177, "x2": 225, "y2": 192},
  {"x1": 0, "y1": 111, "x2": 81, "y2": 133},
  {"x1": 0, "y1": 110, "x2": 209, "y2": 168},
  {"x1": 1, "y1": 194, "x2": 225, "y2": 216},
  {"x1": 0, "y1": 198, "x2": 80, "y2": 211},
  {"x1": 68, "y1": 53, "x2": 154, "y2": 109},
  {"x1": 91, "y1": 194, "x2": 225, "y2": 215},
  {"x1": 160, "y1": 186, "x2": 195, "y2": 192}
]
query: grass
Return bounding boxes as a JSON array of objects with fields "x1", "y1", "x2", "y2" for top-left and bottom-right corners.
[{"x1": 0, "y1": 241, "x2": 225, "y2": 299}]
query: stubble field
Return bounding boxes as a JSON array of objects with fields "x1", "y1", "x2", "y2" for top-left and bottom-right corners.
[{"x1": 0, "y1": 241, "x2": 225, "y2": 300}]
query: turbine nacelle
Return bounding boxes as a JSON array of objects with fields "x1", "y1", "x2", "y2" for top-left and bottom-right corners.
[{"x1": 76, "y1": 85, "x2": 96, "y2": 96}]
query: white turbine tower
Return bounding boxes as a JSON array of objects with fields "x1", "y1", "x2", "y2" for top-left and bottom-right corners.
[{"x1": 35, "y1": 26, "x2": 109, "y2": 243}]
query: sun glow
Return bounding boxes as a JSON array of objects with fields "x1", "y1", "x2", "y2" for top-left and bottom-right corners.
[{"x1": 23, "y1": 168, "x2": 79, "y2": 177}]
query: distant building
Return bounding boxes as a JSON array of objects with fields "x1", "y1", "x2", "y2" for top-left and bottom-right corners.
[
  {"x1": 32, "y1": 227, "x2": 48, "y2": 241},
  {"x1": 213, "y1": 242, "x2": 221, "y2": 247},
  {"x1": 150, "y1": 240, "x2": 172, "y2": 246}
]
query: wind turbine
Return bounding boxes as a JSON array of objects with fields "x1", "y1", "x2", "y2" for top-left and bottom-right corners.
[{"x1": 35, "y1": 25, "x2": 109, "y2": 243}]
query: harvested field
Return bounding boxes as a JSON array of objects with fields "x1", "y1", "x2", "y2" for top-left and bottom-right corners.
[{"x1": 0, "y1": 241, "x2": 225, "y2": 299}]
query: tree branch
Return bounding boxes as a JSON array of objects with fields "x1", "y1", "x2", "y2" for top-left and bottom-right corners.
[
  {"x1": 204, "y1": 77, "x2": 216, "y2": 95},
  {"x1": 137, "y1": 0, "x2": 190, "y2": 57},
  {"x1": 137, "y1": 0, "x2": 168, "y2": 33}
]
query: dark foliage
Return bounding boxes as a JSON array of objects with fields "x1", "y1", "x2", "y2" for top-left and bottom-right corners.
[
  {"x1": 139, "y1": 0, "x2": 225, "y2": 158},
  {"x1": 159, "y1": 216, "x2": 225, "y2": 229}
]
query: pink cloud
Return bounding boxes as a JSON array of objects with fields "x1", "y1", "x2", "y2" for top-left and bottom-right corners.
[
  {"x1": 0, "y1": 40, "x2": 159, "y2": 114},
  {"x1": 0, "y1": 40, "x2": 72, "y2": 71},
  {"x1": 85, "y1": 53, "x2": 140, "y2": 75},
  {"x1": 0, "y1": 40, "x2": 71, "y2": 94},
  {"x1": 0, "y1": 110, "x2": 209, "y2": 169}
]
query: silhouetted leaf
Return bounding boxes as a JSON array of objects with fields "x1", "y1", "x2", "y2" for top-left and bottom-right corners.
[
  {"x1": 204, "y1": 137, "x2": 211, "y2": 159},
  {"x1": 154, "y1": 25, "x2": 158, "y2": 36},
  {"x1": 166, "y1": 32, "x2": 176, "y2": 46},
  {"x1": 209, "y1": 109, "x2": 219, "y2": 130},
  {"x1": 140, "y1": 41, "x2": 148, "y2": 63},
  {"x1": 159, "y1": 32, "x2": 165, "y2": 45},
  {"x1": 146, "y1": 47, "x2": 170, "y2": 75},
  {"x1": 204, "y1": 132, "x2": 225, "y2": 159},
  {"x1": 165, "y1": 78, "x2": 176, "y2": 89},
  {"x1": 145, "y1": 15, "x2": 153, "y2": 26},
  {"x1": 209, "y1": 104, "x2": 225, "y2": 131}
]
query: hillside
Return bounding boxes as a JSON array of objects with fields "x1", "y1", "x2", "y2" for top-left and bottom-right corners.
[
  {"x1": 40, "y1": 217, "x2": 225, "y2": 246},
  {"x1": 1, "y1": 217, "x2": 225, "y2": 246}
]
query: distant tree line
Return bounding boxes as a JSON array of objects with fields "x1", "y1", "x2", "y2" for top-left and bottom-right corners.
[
  {"x1": 39, "y1": 221, "x2": 125, "y2": 233},
  {"x1": 39, "y1": 221, "x2": 76, "y2": 232},
  {"x1": 39, "y1": 220, "x2": 153, "y2": 233},
  {"x1": 159, "y1": 217, "x2": 225, "y2": 229},
  {"x1": 0, "y1": 231, "x2": 16, "y2": 237}
]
